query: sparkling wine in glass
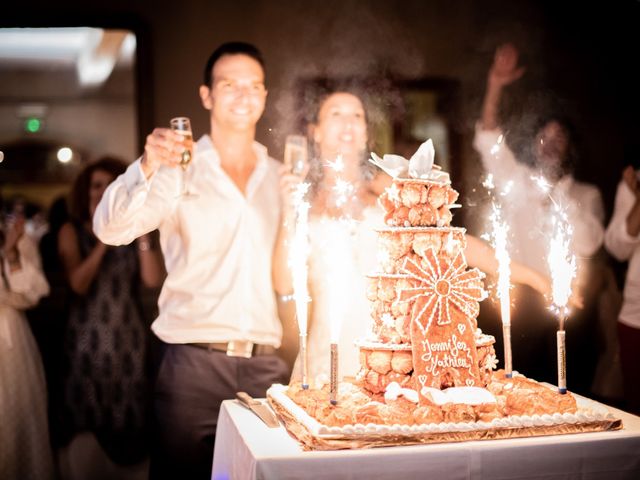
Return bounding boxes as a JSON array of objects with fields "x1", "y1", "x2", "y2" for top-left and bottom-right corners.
[
  {"x1": 284, "y1": 134, "x2": 308, "y2": 177},
  {"x1": 170, "y1": 117, "x2": 194, "y2": 195}
]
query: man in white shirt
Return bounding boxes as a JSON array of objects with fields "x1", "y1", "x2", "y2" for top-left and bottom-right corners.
[
  {"x1": 472, "y1": 43, "x2": 605, "y2": 393},
  {"x1": 604, "y1": 165, "x2": 640, "y2": 414},
  {"x1": 93, "y1": 42, "x2": 290, "y2": 480}
]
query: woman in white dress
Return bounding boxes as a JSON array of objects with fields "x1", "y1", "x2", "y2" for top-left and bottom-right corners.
[
  {"x1": 289, "y1": 90, "x2": 380, "y2": 383},
  {"x1": 290, "y1": 90, "x2": 555, "y2": 386},
  {"x1": 0, "y1": 211, "x2": 54, "y2": 479}
]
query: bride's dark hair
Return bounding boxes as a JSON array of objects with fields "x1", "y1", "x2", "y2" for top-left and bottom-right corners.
[{"x1": 304, "y1": 84, "x2": 377, "y2": 199}]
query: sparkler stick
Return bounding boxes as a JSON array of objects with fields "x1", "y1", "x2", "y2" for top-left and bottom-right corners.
[
  {"x1": 548, "y1": 216, "x2": 574, "y2": 394},
  {"x1": 298, "y1": 333, "x2": 309, "y2": 389},
  {"x1": 556, "y1": 318, "x2": 567, "y2": 394},
  {"x1": 330, "y1": 343, "x2": 338, "y2": 405},
  {"x1": 289, "y1": 182, "x2": 311, "y2": 389}
]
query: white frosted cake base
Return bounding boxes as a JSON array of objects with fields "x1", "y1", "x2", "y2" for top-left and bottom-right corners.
[{"x1": 267, "y1": 384, "x2": 622, "y2": 451}]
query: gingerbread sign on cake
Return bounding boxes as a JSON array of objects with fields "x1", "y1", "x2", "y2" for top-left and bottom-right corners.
[{"x1": 399, "y1": 250, "x2": 486, "y2": 397}]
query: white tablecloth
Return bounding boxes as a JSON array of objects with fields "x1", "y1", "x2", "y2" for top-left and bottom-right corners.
[{"x1": 211, "y1": 398, "x2": 640, "y2": 480}]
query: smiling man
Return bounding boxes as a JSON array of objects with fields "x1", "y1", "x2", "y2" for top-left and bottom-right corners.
[{"x1": 93, "y1": 42, "x2": 290, "y2": 479}]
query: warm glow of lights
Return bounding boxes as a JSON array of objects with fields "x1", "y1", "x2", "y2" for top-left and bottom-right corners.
[{"x1": 57, "y1": 147, "x2": 73, "y2": 163}]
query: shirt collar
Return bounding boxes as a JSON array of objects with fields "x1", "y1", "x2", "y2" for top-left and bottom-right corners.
[
  {"x1": 195, "y1": 134, "x2": 268, "y2": 163},
  {"x1": 194, "y1": 134, "x2": 271, "y2": 199}
]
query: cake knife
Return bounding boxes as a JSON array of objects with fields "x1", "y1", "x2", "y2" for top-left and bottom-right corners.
[{"x1": 236, "y1": 392, "x2": 281, "y2": 428}]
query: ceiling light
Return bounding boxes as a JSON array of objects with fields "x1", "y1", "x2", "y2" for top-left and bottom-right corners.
[{"x1": 57, "y1": 147, "x2": 73, "y2": 163}]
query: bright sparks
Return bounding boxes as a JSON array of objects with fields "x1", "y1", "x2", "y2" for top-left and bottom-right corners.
[
  {"x1": 547, "y1": 208, "x2": 576, "y2": 319},
  {"x1": 333, "y1": 179, "x2": 355, "y2": 207},
  {"x1": 482, "y1": 173, "x2": 495, "y2": 190},
  {"x1": 489, "y1": 203, "x2": 512, "y2": 327},
  {"x1": 483, "y1": 169, "x2": 514, "y2": 375},
  {"x1": 288, "y1": 182, "x2": 311, "y2": 335},
  {"x1": 325, "y1": 154, "x2": 345, "y2": 173},
  {"x1": 322, "y1": 153, "x2": 362, "y2": 344},
  {"x1": 529, "y1": 176, "x2": 576, "y2": 320},
  {"x1": 531, "y1": 175, "x2": 553, "y2": 194}
]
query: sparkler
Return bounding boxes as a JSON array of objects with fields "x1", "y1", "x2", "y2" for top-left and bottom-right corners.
[
  {"x1": 289, "y1": 182, "x2": 311, "y2": 389},
  {"x1": 547, "y1": 209, "x2": 575, "y2": 394},
  {"x1": 483, "y1": 173, "x2": 513, "y2": 377},
  {"x1": 491, "y1": 204, "x2": 513, "y2": 377},
  {"x1": 324, "y1": 154, "x2": 358, "y2": 404},
  {"x1": 533, "y1": 175, "x2": 576, "y2": 394},
  {"x1": 326, "y1": 231, "x2": 350, "y2": 404}
]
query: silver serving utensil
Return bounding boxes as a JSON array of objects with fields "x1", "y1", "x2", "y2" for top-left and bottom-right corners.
[{"x1": 236, "y1": 392, "x2": 280, "y2": 428}]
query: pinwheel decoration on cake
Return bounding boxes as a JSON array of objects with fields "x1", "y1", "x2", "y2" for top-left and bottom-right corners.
[{"x1": 397, "y1": 249, "x2": 487, "y2": 334}]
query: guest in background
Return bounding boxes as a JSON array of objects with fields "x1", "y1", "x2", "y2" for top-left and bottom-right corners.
[
  {"x1": 604, "y1": 165, "x2": 640, "y2": 415},
  {"x1": 27, "y1": 195, "x2": 70, "y2": 449},
  {"x1": 472, "y1": 43, "x2": 606, "y2": 392},
  {"x1": 57, "y1": 157, "x2": 165, "y2": 478},
  {"x1": 0, "y1": 208, "x2": 55, "y2": 479}
]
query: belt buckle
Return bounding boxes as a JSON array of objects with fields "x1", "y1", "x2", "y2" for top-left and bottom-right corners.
[{"x1": 227, "y1": 340, "x2": 253, "y2": 358}]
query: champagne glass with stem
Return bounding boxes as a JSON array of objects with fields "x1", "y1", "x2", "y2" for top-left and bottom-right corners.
[
  {"x1": 170, "y1": 116, "x2": 194, "y2": 196},
  {"x1": 284, "y1": 134, "x2": 308, "y2": 177}
]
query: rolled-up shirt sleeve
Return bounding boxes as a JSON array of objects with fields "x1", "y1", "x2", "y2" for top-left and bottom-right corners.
[
  {"x1": 93, "y1": 158, "x2": 177, "y2": 245},
  {"x1": 473, "y1": 124, "x2": 527, "y2": 187},
  {"x1": 605, "y1": 180, "x2": 640, "y2": 261}
]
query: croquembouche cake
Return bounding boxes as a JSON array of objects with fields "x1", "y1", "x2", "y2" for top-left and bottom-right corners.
[{"x1": 267, "y1": 140, "x2": 620, "y2": 450}]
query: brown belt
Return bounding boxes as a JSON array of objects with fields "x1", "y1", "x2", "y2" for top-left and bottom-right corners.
[{"x1": 188, "y1": 340, "x2": 276, "y2": 358}]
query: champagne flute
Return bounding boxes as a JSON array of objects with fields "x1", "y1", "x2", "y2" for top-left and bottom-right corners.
[
  {"x1": 284, "y1": 134, "x2": 308, "y2": 177},
  {"x1": 170, "y1": 116, "x2": 194, "y2": 195}
]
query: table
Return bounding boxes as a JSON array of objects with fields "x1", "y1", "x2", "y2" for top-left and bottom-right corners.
[{"x1": 211, "y1": 399, "x2": 640, "y2": 480}]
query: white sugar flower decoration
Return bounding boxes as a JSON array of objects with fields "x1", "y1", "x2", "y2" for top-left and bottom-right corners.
[{"x1": 369, "y1": 139, "x2": 449, "y2": 182}]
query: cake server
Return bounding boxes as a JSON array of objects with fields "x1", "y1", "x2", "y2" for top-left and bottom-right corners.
[{"x1": 236, "y1": 391, "x2": 281, "y2": 428}]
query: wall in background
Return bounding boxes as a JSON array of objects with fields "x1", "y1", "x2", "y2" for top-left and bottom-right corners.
[{"x1": 2, "y1": 0, "x2": 639, "y2": 225}]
